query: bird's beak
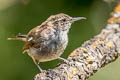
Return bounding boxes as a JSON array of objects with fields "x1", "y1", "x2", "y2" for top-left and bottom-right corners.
[{"x1": 72, "y1": 17, "x2": 86, "y2": 22}]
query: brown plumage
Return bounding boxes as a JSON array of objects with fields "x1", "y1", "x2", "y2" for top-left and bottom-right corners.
[{"x1": 8, "y1": 13, "x2": 86, "y2": 72}]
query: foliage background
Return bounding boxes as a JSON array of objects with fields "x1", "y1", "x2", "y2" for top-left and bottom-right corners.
[{"x1": 0, "y1": 0, "x2": 120, "y2": 80}]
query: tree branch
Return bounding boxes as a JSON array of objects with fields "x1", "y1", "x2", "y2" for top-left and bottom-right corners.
[{"x1": 34, "y1": 3, "x2": 120, "y2": 80}]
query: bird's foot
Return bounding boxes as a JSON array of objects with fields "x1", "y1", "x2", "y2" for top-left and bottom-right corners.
[{"x1": 58, "y1": 57, "x2": 70, "y2": 64}]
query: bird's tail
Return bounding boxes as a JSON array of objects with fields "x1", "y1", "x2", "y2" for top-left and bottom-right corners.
[{"x1": 8, "y1": 34, "x2": 27, "y2": 42}]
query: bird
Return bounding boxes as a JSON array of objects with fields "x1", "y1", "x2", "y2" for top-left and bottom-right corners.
[{"x1": 8, "y1": 13, "x2": 86, "y2": 72}]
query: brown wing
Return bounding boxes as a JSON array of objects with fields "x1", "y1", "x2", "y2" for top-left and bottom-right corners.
[
  {"x1": 23, "y1": 41, "x2": 33, "y2": 51},
  {"x1": 22, "y1": 23, "x2": 48, "y2": 52}
]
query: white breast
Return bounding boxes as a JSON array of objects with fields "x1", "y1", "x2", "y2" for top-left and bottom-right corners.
[{"x1": 59, "y1": 30, "x2": 69, "y2": 50}]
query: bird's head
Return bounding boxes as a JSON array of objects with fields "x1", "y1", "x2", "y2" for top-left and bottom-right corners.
[{"x1": 46, "y1": 13, "x2": 86, "y2": 31}]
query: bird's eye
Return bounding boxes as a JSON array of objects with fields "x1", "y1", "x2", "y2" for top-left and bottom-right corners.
[{"x1": 62, "y1": 19, "x2": 66, "y2": 22}]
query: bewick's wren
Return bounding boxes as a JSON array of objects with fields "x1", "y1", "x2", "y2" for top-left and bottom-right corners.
[{"x1": 8, "y1": 13, "x2": 86, "y2": 72}]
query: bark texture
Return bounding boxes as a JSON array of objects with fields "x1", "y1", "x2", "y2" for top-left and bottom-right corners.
[{"x1": 34, "y1": 3, "x2": 120, "y2": 80}]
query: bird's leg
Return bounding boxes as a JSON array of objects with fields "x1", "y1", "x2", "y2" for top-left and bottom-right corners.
[
  {"x1": 58, "y1": 57, "x2": 69, "y2": 64},
  {"x1": 34, "y1": 62, "x2": 43, "y2": 72},
  {"x1": 33, "y1": 59, "x2": 43, "y2": 72}
]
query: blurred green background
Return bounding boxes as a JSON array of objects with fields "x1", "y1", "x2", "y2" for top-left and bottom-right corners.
[{"x1": 0, "y1": 0, "x2": 120, "y2": 80}]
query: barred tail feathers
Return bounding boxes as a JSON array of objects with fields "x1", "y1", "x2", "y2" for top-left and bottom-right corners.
[{"x1": 8, "y1": 34, "x2": 27, "y2": 42}]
